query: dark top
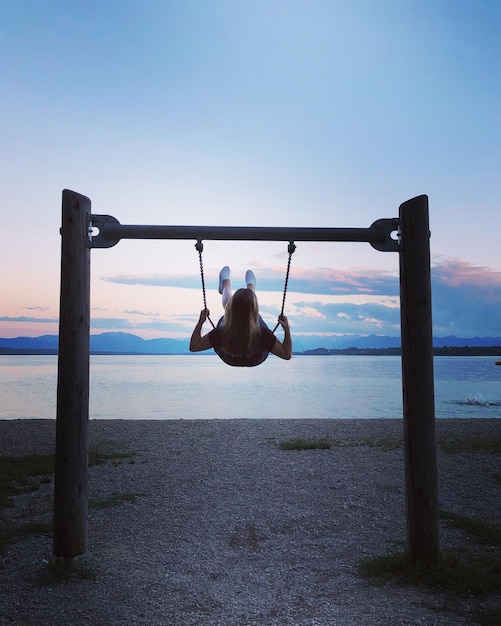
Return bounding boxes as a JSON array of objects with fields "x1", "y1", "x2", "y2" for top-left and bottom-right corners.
[{"x1": 209, "y1": 326, "x2": 276, "y2": 367}]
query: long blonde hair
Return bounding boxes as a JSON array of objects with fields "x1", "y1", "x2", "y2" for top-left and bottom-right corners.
[{"x1": 221, "y1": 288, "x2": 262, "y2": 358}]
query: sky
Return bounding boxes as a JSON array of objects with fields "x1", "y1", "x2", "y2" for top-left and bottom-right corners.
[{"x1": 1, "y1": 0, "x2": 500, "y2": 342}]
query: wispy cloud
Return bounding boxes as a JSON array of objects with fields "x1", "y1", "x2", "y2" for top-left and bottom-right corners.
[
  {"x1": 283, "y1": 267, "x2": 399, "y2": 296},
  {"x1": 102, "y1": 266, "x2": 400, "y2": 296},
  {"x1": 2, "y1": 258, "x2": 499, "y2": 339},
  {"x1": 0, "y1": 316, "x2": 58, "y2": 324},
  {"x1": 123, "y1": 309, "x2": 160, "y2": 317},
  {"x1": 102, "y1": 274, "x2": 202, "y2": 289},
  {"x1": 281, "y1": 301, "x2": 401, "y2": 335},
  {"x1": 23, "y1": 306, "x2": 50, "y2": 312}
]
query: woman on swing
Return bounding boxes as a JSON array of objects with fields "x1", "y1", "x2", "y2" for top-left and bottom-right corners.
[{"x1": 190, "y1": 267, "x2": 292, "y2": 366}]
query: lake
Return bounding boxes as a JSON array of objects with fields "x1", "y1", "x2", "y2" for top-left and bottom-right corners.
[{"x1": 1, "y1": 355, "x2": 500, "y2": 420}]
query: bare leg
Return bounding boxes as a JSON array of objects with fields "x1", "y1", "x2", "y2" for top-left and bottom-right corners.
[
  {"x1": 221, "y1": 279, "x2": 232, "y2": 307},
  {"x1": 219, "y1": 266, "x2": 232, "y2": 308}
]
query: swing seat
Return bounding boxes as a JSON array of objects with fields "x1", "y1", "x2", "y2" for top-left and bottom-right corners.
[{"x1": 214, "y1": 348, "x2": 269, "y2": 367}]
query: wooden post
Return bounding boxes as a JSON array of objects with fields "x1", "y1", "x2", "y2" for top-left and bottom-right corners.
[
  {"x1": 53, "y1": 190, "x2": 91, "y2": 557},
  {"x1": 399, "y1": 195, "x2": 439, "y2": 560}
]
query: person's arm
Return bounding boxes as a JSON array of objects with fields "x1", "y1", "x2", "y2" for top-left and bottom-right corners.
[
  {"x1": 270, "y1": 315, "x2": 292, "y2": 360},
  {"x1": 189, "y1": 309, "x2": 213, "y2": 352}
]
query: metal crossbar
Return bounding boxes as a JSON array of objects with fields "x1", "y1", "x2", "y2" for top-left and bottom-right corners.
[{"x1": 90, "y1": 214, "x2": 400, "y2": 252}]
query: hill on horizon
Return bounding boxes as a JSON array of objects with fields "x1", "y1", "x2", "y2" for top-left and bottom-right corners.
[{"x1": 1, "y1": 331, "x2": 501, "y2": 354}]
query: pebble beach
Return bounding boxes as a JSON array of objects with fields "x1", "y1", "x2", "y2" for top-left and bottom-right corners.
[{"x1": 1, "y1": 418, "x2": 500, "y2": 625}]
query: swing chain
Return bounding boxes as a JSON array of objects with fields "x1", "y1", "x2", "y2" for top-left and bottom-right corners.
[
  {"x1": 196, "y1": 238, "x2": 294, "y2": 334},
  {"x1": 195, "y1": 240, "x2": 215, "y2": 328},
  {"x1": 273, "y1": 241, "x2": 296, "y2": 334}
]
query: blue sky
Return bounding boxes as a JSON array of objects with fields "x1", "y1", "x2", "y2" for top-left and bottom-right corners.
[{"x1": 1, "y1": 0, "x2": 500, "y2": 341}]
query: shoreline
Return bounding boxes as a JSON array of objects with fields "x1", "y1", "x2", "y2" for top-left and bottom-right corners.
[
  {"x1": 1, "y1": 416, "x2": 500, "y2": 457},
  {"x1": 2, "y1": 347, "x2": 501, "y2": 356}
]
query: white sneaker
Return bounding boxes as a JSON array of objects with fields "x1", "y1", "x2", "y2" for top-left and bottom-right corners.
[
  {"x1": 245, "y1": 270, "x2": 256, "y2": 288},
  {"x1": 219, "y1": 266, "x2": 230, "y2": 294}
]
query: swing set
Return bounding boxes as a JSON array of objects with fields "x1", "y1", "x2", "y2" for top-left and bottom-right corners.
[{"x1": 54, "y1": 190, "x2": 439, "y2": 565}]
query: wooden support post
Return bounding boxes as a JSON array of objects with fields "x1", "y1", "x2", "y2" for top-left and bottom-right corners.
[
  {"x1": 53, "y1": 190, "x2": 91, "y2": 557},
  {"x1": 399, "y1": 194, "x2": 439, "y2": 560}
]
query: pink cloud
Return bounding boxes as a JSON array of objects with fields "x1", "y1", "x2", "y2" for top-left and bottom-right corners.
[{"x1": 433, "y1": 258, "x2": 501, "y2": 289}]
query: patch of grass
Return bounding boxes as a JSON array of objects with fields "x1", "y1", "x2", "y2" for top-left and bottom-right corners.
[
  {"x1": 322, "y1": 437, "x2": 404, "y2": 450},
  {"x1": 88, "y1": 449, "x2": 137, "y2": 466},
  {"x1": 1, "y1": 447, "x2": 136, "y2": 510},
  {"x1": 90, "y1": 492, "x2": 142, "y2": 509},
  {"x1": 440, "y1": 511, "x2": 501, "y2": 546},
  {"x1": 0, "y1": 454, "x2": 54, "y2": 508},
  {"x1": 0, "y1": 521, "x2": 53, "y2": 560},
  {"x1": 0, "y1": 446, "x2": 138, "y2": 560},
  {"x1": 438, "y1": 435, "x2": 501, "y2": 454},
  {"x1": 1, "y1": 447, "x2": 136, "y2": 505},
  {"x1": 359, "y1": 549, "x2": 501, "y2": 598},
  {"x1": 0, "y1": 453, "x2": 55, "y2": 557},
  {"x1": 359, "y1": 510, "x2": 501, "y2": 623},
  {"x1": 279, "y1": 438, "x2": 332, "y2": 451},
  {"x1": 277, "y1": 436, "x2": 405, "y2": 451}
]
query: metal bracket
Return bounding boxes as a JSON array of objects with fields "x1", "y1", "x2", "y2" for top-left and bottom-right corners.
[
  {"x1": 369, "y1": 218, "x2": 400, "y2": 252},
  {"x1": 89, "y1": 214, "x2": 122, "y2": 248}
]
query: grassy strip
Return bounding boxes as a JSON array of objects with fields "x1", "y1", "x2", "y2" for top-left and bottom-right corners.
[
  {"x1": 0, "y1": 447, "x2": 138, "y2": 559},
  {"x1": 440, "y1": 510, "x2": 501, "y2": 546},
  {"x1": 0, "y1": 447, "x2": 137, "y2": 506},
  {"x1": 331, "y1": 435, "x2": 501, "y2": 453},
  {"x1": 279, "y1": 438, "x2": 332, "y2": 450},
  {"x1": 0, "y1": 521, "x2": 54, "y2": 558},
  {"x1": 0, "y1": 454, "x2": 54, "y2": 509},
  {"x1": 88, "y1": 449, "x2": 137, "y2": 466},
  {"x1": 90, "y1": 492, "x2": 142, "y2": 509},
  {"x1": 273, "y1": 434, "x2": 501, "y2": 454},
  {"x1": 437, "y1": 435, "x2": 501, "y2": 454},
  {"x1": 359, "y1": 549, "x2": 500, "y2": 597},
  {"x1": 359, "y1": 511, "x2": 501, "y2": 624},
  {"x1": 342, "y1": 437, "x2": 403, "y2": 450}
]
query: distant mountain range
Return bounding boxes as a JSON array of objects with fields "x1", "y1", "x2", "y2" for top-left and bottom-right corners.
[{"x1": 1, "y1": 332, "x2": 501, "y2": 355}]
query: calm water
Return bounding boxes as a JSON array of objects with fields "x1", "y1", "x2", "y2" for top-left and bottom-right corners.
[{"x1": 1, "y1": 355, "x2": 500, "y2": 420}]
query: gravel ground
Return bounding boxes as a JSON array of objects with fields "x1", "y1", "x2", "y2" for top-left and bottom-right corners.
[{"x1": 1, "y1": 418, "x2": 500, "y2": 626}]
